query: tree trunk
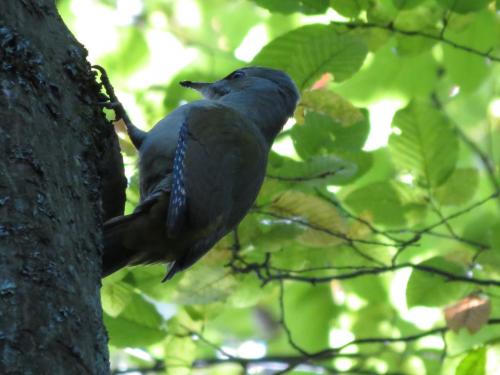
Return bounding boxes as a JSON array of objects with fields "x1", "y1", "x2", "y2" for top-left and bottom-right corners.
[{"x1": 0, "y1": 1, "x2": 125, "y2": 374}]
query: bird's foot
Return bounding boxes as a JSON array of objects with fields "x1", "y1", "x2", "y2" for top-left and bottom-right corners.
[
  {"x1": 92, "y1": 65, "x2": 132, "y2": 125},
  {"x1": 92, "y1": 65, "x2": 145, "y2": 149}
]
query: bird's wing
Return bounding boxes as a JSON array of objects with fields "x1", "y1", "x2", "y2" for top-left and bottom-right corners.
[
  {"x1": 163, "y1": 104, "x2": 267, "y2": 280},
  {"x1": 166, "y1": 120, "x2": 188, "y2": 237}
]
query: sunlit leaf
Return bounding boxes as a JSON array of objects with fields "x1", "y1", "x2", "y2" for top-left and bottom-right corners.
[
  {"x1": 295, "y1": 89, "x2": 365, "y2": 126},
  {"x1": 389, "y1": 101, "x2": 458, "y2": 187},
  {"x1": 104, "y1": 293, "x2": 165, "y2": 347},
  {"x1": 334, "y1": 44, "x2": 438, "y2": 101},
  {"x1": 442, "y1": 10, "x2": 497, "y2": 92},
  {"x1": 253, "y1": 24, "x2": 368, "y2": 89},
  {"x1": 101, "y1": 281, "x2": 134, "y2": 317},
  {"x1": 455, "y1": 347, "x2": 487, "y2": 375},
  {"x1": 283, "y1": 283, "x2": 336, "y2": 352},
  {"x1": 100, "y1": 27, "x2": 149, "y2": 77}
]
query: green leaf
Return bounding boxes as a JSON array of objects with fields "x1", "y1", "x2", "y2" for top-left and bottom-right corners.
[
  {"x1": 101, "y1": 281, "x2": 134, "y2": 317},
  {"x1": 252, "y1": 219, "x2": 305, "y2": 251},
  {"x1": 406, "y1": 257, "x2": 469, "y2": 307},
  {"x1": 434, "y1": 168, "x2": 479, "y2": 206},
  {"x1": 343, "y1": 181, "x2": 407, "y2": 227},
  {"x1": 344, "y1": 181, "x2": 422, "y2": 227},
  {"x1": 252, "y1": 0, "x2": 329, "y2": 14},
  {"x1": 489, "y1": 221, "x2": 500, "y2": 251},
  {"x1": 442, "y1": 11, "x2": 496, "y2": 92},
  {"x1": 436, "y1": 0, "x2": 491, "y2": 13},
  {"x1": 100, "y1": 28, "x2": 149, "y2": 77},
  {"x1": 172, "y1": 252, "x2": 237, "y2": 304},
  {"x1": 164, "y1": 334, "x2": 197, "y2": 374},
  {"x1": 104, "y1": 293, "x2": 165, "y2": 348},
  {"x1": 389, "y1": 101, "x2": 458, "y2": 187},
  {"x1": 392, "y1": 5, "x2": 442, "y2": 55},
  {"x1": 265, "y1": 151, "x2": 373, "y2": 191},
  {"x1": 253, "y1": 24, "x2": 368, "y2": 89},
  {"x1": 334, "y1": 44, "x2": 438, "y2": 101},
  {"x1": 392, "y1": 0, "x2": 426, "y2": 9},
  {"x1": 345, "y1": 275, "x2": 388, "y2": 302},
  {"x1": 330, "y1": 0, "x2": 369, "y2": 17},
  {"x1": 367, "y1": 0, "x2": 399, "y2": 23},
  {"x1": 283, "y1": 283, "x2": 336, "y2": 352},
  {"x1": 447, "y1": 324, "x2": 500, "y2": 355},
  {"x1": 455, "y1": 347, "x2": 486, "y2": 375},
  {"x1": 351, "y1": 303, "x2": 393, "y2": 337},
  {"x1": 228, "y1": 274, "x2": 268, "y2": 308},
  {"x1": 291, "y1": 110, "x2": 370, "y2": 158}
]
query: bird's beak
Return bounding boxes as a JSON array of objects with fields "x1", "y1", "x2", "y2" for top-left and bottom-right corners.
[
  {"x1": 179, "y1": 80, "x2": 229, "y2": 100},
  {"x1": 179, "y1": 80, "x2": 210, "y2": 90}
]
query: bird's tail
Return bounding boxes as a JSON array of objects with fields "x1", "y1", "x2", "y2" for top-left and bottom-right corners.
[{"x1": 102, "y1": 214, "x2": 140, "y2": 277}]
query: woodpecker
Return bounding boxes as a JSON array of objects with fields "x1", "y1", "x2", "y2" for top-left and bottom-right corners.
[{"x1": 101, "y1": 67, "x2": 300, "y2": 281}]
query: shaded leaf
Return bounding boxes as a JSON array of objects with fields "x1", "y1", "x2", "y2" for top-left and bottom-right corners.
[
  {"x1": 253, "y1": 24, "x2": 368, "y2": 89},
  {"x1": 344, "y1": 180, "x2": 426, "y2": 227},
  {"x1": 291, "y1": 111, "x2": 369, "y2": 158},
  {"x1": 253, "y1": 219, "x2": 305, "y2": 251},
  {"x1": 436, "y1": 0, "x2": 490, "y2": 13},
  {"x1": 172, "y1": 250, "x2": 237, "y2": 304},
  {"x1": 434, "y1": 168, "x2": 479, "y2": 206},
  {"x1": 252, "y1": 0, "x2": 329, "y2": 14},
  {"x1": 344, "y1": 181, "x2": 407, "y2": 227},
  {"x1": 406, "y1": 257, "x2": 470, "y2": 307},
  {"x1": 391, "y1": 0, "x2": 426, "y2": 9},
  {"x1": 266, "y1": 152, "x2": 373, "y2": 189},
  {"x1": 330, "y1": 0, "x2": 370, "y2": 17}
]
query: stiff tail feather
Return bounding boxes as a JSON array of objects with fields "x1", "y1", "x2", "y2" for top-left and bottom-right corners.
[{"x1": 102, "y1": 213, "x2": 140, "y2": 277}]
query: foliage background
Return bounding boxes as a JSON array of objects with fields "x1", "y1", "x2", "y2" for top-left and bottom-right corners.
[{"x1": 58, "y1": 0, "x2": 500, "y2": 374}]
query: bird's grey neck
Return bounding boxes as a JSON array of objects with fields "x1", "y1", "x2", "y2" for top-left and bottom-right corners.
[{"x1": 219, "y1": 91, "x2": 288, "y2": 145}]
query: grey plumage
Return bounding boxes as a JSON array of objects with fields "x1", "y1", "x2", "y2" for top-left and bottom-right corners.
[{"x1": 102, "y1": 67, "x2": 300, "y2": 281}]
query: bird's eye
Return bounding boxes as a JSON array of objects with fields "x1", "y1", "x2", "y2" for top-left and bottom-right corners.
[{"x1": 229, "y1": 71, "x2": 245, "y2": 80}]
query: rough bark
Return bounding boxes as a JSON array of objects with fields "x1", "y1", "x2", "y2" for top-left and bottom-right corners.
[{"x1": 0, "y1": 1, "x2": 126, "y2": 374}]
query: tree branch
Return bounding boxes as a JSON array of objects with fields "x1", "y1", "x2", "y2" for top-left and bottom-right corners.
[{"x1": 333, "y1": 21, "x2": 500, "y2": 62}]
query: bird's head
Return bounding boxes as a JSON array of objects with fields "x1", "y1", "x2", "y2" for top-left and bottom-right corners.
[{"x1": 180, "y1": 67, "x2": 300, "y2": 118}]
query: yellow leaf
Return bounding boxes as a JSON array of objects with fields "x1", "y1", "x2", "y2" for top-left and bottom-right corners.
[
  {"x1": 271, "y1": 190, "x2": 347, "y2": 246},
  {"x1": 295, "y1": 89, "x2": 364, "y2": 126}
]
